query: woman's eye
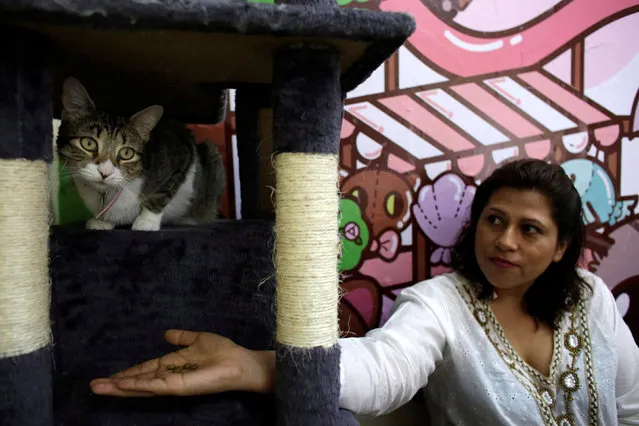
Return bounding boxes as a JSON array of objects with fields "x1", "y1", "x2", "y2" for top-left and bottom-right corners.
[
  {"x1": 523, "y1": 224, "x2": 541, "y2": 235},
  {"x1": 79, "y1": 137, "x2": 97, "y2": 152},
  {"x1": 119, "y1": 147, "x2": 135, "y2": 160},
  {"x1": 487, "y1": 215, "x2": 502, "y2": 225}
]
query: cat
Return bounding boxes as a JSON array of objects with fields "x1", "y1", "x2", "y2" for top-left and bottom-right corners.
[{"x1": 56, "y1": 77, "x2": 226, "y2": 231}]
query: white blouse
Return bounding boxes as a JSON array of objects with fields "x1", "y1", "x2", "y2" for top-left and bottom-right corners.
[{"x1": 339, "y1": 270, "x2": 639, "y2": 425}]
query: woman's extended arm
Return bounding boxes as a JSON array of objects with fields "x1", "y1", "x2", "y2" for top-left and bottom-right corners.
[
  {"x1": 91, "y1": 280, "x2": 449, "y2": 418},
  {"x1": 338, "y1": 281, "x2": 449, "y2": 416}
]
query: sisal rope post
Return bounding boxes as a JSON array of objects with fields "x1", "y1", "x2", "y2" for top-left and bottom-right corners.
[
  {"x1": 275, "y1": 153, "x2": 340, "y2": 348},
  {"x1": 0, "y1": 160, "x2": 51, "y2": 357}
]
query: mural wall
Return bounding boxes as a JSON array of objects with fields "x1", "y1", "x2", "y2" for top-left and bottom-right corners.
[{"x1": 330, "y1": 0, "x2": 639, "y2": 339}]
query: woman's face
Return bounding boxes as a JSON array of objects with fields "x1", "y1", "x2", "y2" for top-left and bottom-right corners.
[{"x1": 474, "y1": 187, "x2": 568, "y2": 295}]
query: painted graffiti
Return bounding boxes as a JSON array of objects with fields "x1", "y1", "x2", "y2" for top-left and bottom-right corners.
[{"x1": 337, "y1": 0, "x2": 639, "y2": 342}]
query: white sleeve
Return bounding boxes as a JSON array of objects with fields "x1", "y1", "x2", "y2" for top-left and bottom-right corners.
[
  {"x1": 338, "y1": 281, "x2": 449, "y2": 416},
  {"x1": 591, "y1": 275, "x2": 639, "y2": 424}
]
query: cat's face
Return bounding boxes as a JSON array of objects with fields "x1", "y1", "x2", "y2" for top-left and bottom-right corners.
[{"x1": 57, "y1": 77, "x2": 163, "y2": 192}]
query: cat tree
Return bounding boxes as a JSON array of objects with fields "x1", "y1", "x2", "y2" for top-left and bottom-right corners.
[{"x1": 0, "y1": 1, "x2": 414, "y2": 425}]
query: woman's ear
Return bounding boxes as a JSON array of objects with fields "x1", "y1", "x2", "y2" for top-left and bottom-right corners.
[{"x1": 553, "y1": 239, "x2": 570, "y2": 262}]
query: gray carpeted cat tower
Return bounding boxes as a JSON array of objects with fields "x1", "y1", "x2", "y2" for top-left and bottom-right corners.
[{"x1": 0, "y1": 1, "x2": 414, "y2": 425}]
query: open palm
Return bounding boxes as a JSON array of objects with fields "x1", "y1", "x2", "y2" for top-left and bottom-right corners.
[{"x1": 90, "y1": 329, "x2": 275, "y2": 397}]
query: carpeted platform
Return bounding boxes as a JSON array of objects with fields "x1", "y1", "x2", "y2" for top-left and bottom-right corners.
[{"x1": 49, "y1": 221, "x2": 278, "y2": 425}]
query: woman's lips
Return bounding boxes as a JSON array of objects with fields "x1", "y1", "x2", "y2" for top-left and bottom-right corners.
[{"x1": 489, "y1": 257, "x2": 518, "y2": 269}]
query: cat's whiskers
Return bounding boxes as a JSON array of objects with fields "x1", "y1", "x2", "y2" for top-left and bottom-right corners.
[
  {"x1": 59, "y1": 168, "x2": 84, "y2": 180},
  {"x1": 58, "y1": 163, "x2": 81, "y2": 177}
]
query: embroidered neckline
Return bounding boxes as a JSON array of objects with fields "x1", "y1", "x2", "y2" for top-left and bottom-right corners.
[
  {"x1": 455, "y1": 278, "x2": 600, "y2": 426},
  {"x1": 478, "y1": 302, "x2": 562, "y2": 385}
]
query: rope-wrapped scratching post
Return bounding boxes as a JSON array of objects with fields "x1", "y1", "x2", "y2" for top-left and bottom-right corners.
[
  {"x1": 0, "y1": 26, "x2": 54, "y2": 425},
  {"x1": 272, "y1": 45, "x2": 358, "y2": 425}
]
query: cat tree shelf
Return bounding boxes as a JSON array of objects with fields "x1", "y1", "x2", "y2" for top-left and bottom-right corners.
[
  {"x1": 49, "y1": 221, "x2": 278, "y2": 425},
  {"x1": 0, "y1": 0, "x2": 414, "y2": 122}
]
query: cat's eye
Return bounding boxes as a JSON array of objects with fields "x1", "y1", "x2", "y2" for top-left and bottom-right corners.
[
  {"x1": 79, "y1": 137, "x2": 98, "y2": 152},
  {"x1": 118, "y1": 147, "x2": 135, "y2": 160}
]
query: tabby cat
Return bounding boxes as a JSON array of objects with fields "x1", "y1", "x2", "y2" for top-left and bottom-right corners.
[{"x1": 56, "y1": 77, "x2": 226, "y2": 231}]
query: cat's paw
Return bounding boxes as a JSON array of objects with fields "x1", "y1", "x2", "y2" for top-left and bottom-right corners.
[
  {"x1": 132, "y1": 216, "x2": 161, "y2": 231},
  {"x1": 86, "y1": 219, "x2": 115, "y2": 230}
]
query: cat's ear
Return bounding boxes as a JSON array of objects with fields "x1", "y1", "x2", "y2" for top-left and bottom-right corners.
[
  {"x1": 129, "y1": 105, "x2": 164, "y2": 141},
  {"x1": 61, "y1": 77, "x2": 96, "y2": 119}
]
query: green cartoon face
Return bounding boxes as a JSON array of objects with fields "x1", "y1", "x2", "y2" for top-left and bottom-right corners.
[{"x1": 338, "y1": 198, "x2": 370, "y2": 272}]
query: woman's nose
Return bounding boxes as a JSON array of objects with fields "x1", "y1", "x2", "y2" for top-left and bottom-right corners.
[{"x1": 496, "y1": 228, "x2": 518, "y2": 251}]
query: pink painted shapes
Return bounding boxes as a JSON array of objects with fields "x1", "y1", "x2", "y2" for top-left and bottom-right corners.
[
  {"x1": 594, "y1": 124, "x2": 621, "y2": 147},
  {"x1": 492, "y1": 146, "x2": 520, "y2": 165},
  {"x1": 417, "y1": 89, "x2": 509, "y2": 146},
  {"x1": 584, "y1": 13, "x2": 639, "y2": 89},
  {"x1": 359, "y1": 252, "x2": 413, "y2": 288},
  {"x1": 452, "y1": 83, "x2": 542, "y2": 139},
  {"x1": 343, "y1": 288, "x2": 376, "y2": 328},
  {"x1": 341, "y1": 119, "x2": 355, "y2": 139},
  {"x1": 518, "y1": 71, "x2": 610, "y2": 124},
  {"x1": 525, "y1": 139, "x2": 551, "y2": 159},
  {"x1": 578, "y1": 248, "x2": 595, "y2": 270},
  {"x1": 418, "y1": 90, "x2": 454, "y2": 118},
  {"x1": 387, "y1": 153, "x2": 416, "y2": 173},
  {"x1": 378, "y1": 95, "x2": 475, "y2": 152},
  {"x1": 379, "y1": 229, "x2": 400, "y2": 261},
  {"x1": 356, "y1": 133, "x2": 383, "y2": 160},
  {"x1": 543, "y1": 49, "x2": 572, "y2": 85},
  {"x1": 379, "y1": 295, "x2": 395, "y2": 327},
  {"x1": 430, "y1": 265, "x2": 453, "y2": 277},
  {"x1": 455, "y1": 0, "x2": 566, "y2": 33},
  {"x1": 562, "y1": 132, "x2": 589, "y2": 153},
  {"x1": 457, "y1": 154, "x2": 485, "y2": 177},
  {"x1": 380, "y1": 0, "x2": 639, "y2": 78}
]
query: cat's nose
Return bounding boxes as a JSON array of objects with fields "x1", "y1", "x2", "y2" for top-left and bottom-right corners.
[{"x1": 97, "y1": 160, "x2": 115, "y2": 179}]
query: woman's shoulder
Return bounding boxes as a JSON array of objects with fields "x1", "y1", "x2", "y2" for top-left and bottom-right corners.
[
  {"x1": 399, "y1": 271, "x2": 467, "y2": 302},
  {"x1": 576, "y1": 268, "x2": 611, "y2": 299},
  {"x1": 576, "y1": 268, "x2": 618, "y2": 322}
]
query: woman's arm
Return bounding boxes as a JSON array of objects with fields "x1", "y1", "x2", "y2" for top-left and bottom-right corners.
[
  {"x1": 616, "y1": 317, "x2": 639, "y2": 425},
  {"x1": 591, "y1": 275, "x2": 639, "y2": 425},
  {"x1": 91, "y1": 280, "x2": 450, "y2": 418},
  {"x1": 338, "y1": 281, "x2": 449, "y2": 416},
  {"x1": 609, "y1": 295, "x2": 639, "y2": 424}
]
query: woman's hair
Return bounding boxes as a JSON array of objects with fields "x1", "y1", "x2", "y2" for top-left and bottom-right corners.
[{"x1": 450, "y1": 158, "x2": 590, "y2": 327}]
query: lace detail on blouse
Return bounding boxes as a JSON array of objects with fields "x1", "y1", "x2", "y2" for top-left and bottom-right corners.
[{"x1": 456, "y1": 281, "x2": 600, "y2": 426}]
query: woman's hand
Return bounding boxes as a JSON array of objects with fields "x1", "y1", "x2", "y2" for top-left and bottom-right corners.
[{"x1": 90, "y1": 329, "x2": 275, "y2": 397}]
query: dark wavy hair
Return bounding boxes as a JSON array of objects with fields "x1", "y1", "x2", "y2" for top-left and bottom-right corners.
[{"x1": 450, "y1": 158, "x2": 591, "y2": 328}]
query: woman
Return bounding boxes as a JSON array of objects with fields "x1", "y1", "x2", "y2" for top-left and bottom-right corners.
[{"x1": 91, "y1": 159, "x2": 639, "y2": 425}]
